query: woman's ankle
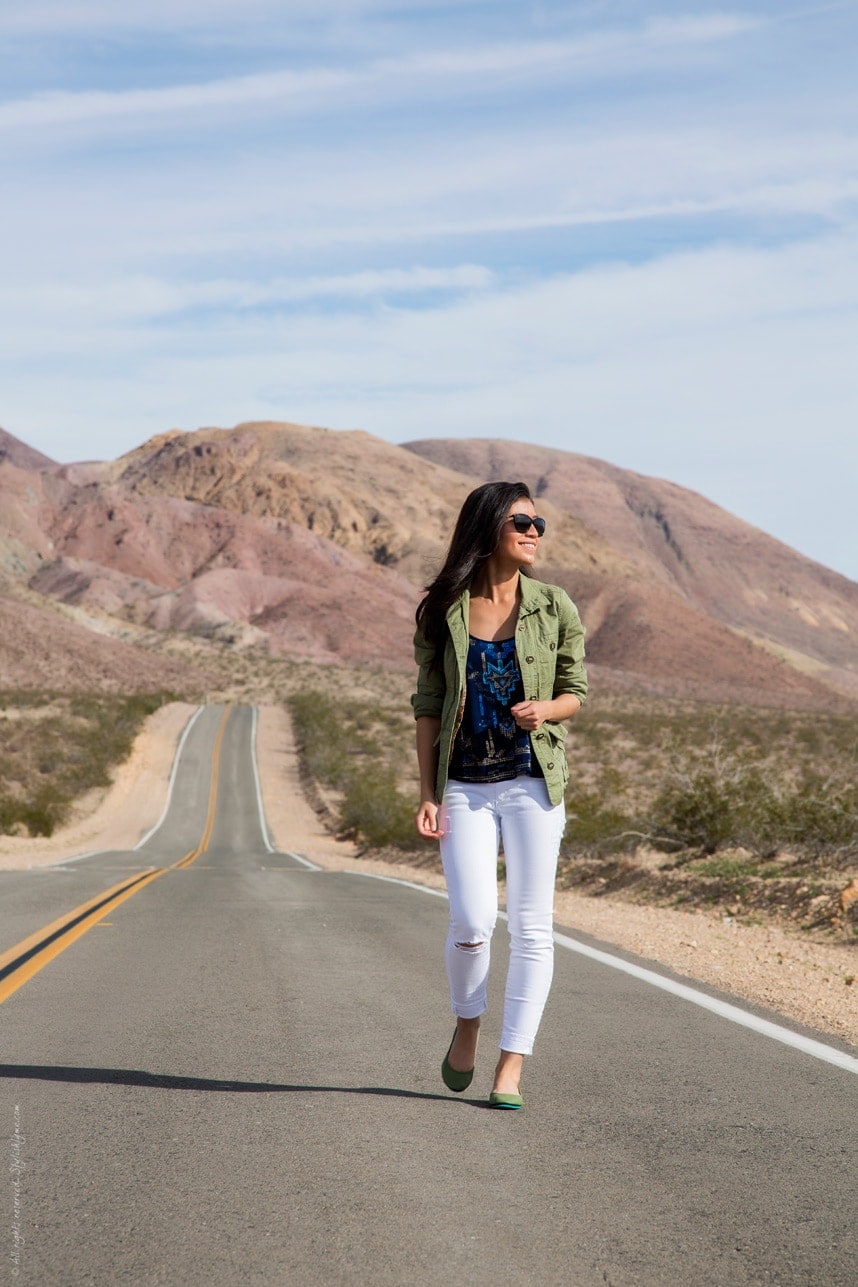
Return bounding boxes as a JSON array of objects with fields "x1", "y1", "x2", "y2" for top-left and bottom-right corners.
[
  {"x1": 492, "y1": 1050, "x2": 524, "y2": 1093},
  {"x1": 448, "y1": 1016, "x2": 481, "y2": 1072},
  {"x1": 456, "y1": 1015, "x2": 481, "y2": 1031}
]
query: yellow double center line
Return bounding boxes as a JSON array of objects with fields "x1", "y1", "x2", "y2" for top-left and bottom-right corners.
[
  {"x1": 0, "y1": 707, "x2": 230, "y2": 1005},
  {"x1": 172, "y1": 707, "x2": 229, "y2": 870}
]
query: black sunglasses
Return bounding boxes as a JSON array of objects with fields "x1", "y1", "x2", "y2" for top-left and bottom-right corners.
[{"x1": 507, "y1": 513, "x2": 546, "y2": 537}]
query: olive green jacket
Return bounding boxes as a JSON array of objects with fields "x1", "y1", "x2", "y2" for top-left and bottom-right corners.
[{"x1": 411, "y1": 575, "x2": 588, "y2": 807}]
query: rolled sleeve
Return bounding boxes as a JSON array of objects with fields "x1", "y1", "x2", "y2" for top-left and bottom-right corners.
[
  {"x1": 552, "y1": 592, "x2": 588, "y2": 705},
  {"x1": 411, "y1": 630, "x2": 446, "y2": 720}
]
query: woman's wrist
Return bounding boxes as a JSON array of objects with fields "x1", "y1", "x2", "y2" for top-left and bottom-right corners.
[{"x1": 547, "y1": 694, "x2": 581, "y2": 720}]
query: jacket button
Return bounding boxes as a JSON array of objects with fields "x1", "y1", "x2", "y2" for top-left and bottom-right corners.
[
  {"x1": 550, "y1": 642, "x2": 556, "y2": 651},
  {"x1": 547, "y1": 762, "x2": 554, "y2": 770},
  {"x1": 536, "y1": 733, "x2": 544, "y2": 740},
  {"x1": 525, "y1": 655, "x2": 534, "y2": 664}
]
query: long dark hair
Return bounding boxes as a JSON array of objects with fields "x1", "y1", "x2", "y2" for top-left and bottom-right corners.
[{"x1": 415, "y1": 480, "x2": 533, "y2": 656}]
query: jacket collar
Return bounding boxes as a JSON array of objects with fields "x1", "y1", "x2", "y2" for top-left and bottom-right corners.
[
  {"x1": 446, "y1": 586, "x2": 469, "y2": 633},
  {"x1": 518, "y1": 573, "x2": 550, "y2": 617},
  {"x1": 446, "y1": 573, "x2": 548, "y2": 628}
]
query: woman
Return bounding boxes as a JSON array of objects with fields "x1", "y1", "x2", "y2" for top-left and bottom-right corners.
[{"x1": 412, "y1": 480, "x2": 587, "y2": 1109}]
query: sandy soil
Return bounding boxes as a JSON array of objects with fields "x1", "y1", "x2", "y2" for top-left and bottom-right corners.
[{"x1": 3, "y1": 702, "x2": 855, "y2": 1047}]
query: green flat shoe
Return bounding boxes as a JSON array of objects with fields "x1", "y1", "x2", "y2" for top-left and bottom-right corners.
[
  {"x1": 441, "y1": 1031, "x2": 474, "y2": 1093},
  {"x1": 488, "y1": 1091, "x2": 523, "y2": 1110}
]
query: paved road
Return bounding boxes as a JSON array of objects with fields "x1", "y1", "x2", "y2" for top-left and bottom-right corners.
[{"x1": 1, "y1": 705, "x2": 856, "y2": 1285}]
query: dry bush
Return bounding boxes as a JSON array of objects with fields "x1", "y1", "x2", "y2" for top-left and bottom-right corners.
[
  {"x1": 0, "y1": 691, "x2": 179, "y2": 836},
  {"x1": 287, "y1": 690, "x2": 421, "y2": 850}
]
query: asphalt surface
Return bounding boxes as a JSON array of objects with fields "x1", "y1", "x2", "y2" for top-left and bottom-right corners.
[{"x1": 1, "y1": 704, "x2": 856, "y2": 1286}]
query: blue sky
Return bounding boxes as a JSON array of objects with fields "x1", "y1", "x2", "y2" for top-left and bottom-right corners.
[{"x1": 1, "y1": 1, "x2": 857, "y2": 579}]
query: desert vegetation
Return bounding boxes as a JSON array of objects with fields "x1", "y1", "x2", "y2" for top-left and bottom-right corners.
[
  {"x1": 0, "y1": 690, "x2": 179, "y2": 837},
  {"x1": 288, "y1": 688, "x2": 419, "y2": 851},
  {"x1": 558, "y1": 695, "x2": 858, "y2": 933},
  {"x1": 561, "y1": 694, "x2": 857, "y2": 856},
  {"x1": 286, "y1": 681, "x2": 858, "y2": 934}
]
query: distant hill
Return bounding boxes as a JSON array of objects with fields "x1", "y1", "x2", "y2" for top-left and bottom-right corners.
[
  {"x1": 0, "y1": 420, "x2": 855, "y2": 707},
  {"x1": 0, "y1": 587, "x2": 207, "y2": 694},
  {"x1": 0, "y1": 427, "x2": 56, "y2": 472}
]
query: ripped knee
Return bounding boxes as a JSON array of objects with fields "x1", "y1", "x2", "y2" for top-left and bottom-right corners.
[{"x1": 454, "y1": 940, "x2": 486, "y2": 954}]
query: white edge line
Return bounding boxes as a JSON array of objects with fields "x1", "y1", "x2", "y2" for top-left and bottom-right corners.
[
  {"x1": 134, "y1": 705, "x2": 205, "y2": 850},
  {"x1": 250, "y1": 705, "x2": 275, "y2": 854},
  {"x1": 552, "y1": 931, "x2": 858, "y2": 1077},
  {"x1": 346, "y1": 869, "x2": 448, "y2": 898},
  {"x1": 52, "y1": 704, "x2": 205, "y2": 867},
  {"x1": 346, "y1": 870, "x2": 858, "y2": 1076},
  {"x1": 48, "y1": 850, "x2": 99, "y2": 867},
  {"x1": 285, "y1": 851, "x2": 322, "y2": 871},
  {"x1": 250, "y1": 705, "x2": 321, "y2": 871}
]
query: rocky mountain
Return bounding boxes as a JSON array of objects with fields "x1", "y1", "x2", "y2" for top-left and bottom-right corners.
[
  {"x1": 0, "y1": 420, "x2": 855, "y2": 707},
  {"x1": 0, "y1": 427, "x2": 56, "y2": 472}
]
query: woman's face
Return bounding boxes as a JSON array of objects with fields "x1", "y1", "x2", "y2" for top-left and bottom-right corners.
[{"x1": 496, "y1": 497, "x2": 541, "y2": 567}]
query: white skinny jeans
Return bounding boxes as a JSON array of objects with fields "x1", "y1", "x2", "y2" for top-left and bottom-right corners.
[{"x1": 438, "y1": 776, "x2": 566, "y2": 1056}]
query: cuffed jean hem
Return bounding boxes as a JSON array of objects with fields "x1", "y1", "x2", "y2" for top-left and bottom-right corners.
[
  {"x1": 453, "y1": 1003, "x2": 487, "y2": 1021},
  {"x1": 498, "y1": 1031, "x2": 537, "y2": 1057}
]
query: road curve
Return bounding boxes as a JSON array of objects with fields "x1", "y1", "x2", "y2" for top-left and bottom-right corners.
[{"x1": 0, "y1": 704, "x2": 856, "y2": 1285}]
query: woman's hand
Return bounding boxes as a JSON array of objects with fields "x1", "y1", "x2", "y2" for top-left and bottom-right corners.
[
  {"x1": 415, "y1": 716, "x2": 442, "y2": 839},
  {"x1": 510, "y1": 699, "x2": 549, "y2": 731},
  {"x1": 512, "y1": 694, "x2": 581, "y2": 730},
  {"x1": 415, "y1": 799, "x2": 444, "y2": 840}
]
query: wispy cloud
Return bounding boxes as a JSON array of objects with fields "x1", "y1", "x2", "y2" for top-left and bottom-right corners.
[
  {"x1": 0, "y1": 67, "x2": 353, "y2": 129},
  {"x1": 0, "y1": 265, "x2": 494, "y2": 323},
  {"x1": 0, "y1": 15, "x2": 759, "y2": 132},
  {"x1": 4, "y1": 120, "x2": 855, "y2": 283},
  {"x1": 0, "y1": 0, "x2": 382, "y2": 35},
  {"x1": 0, "y1": 1, "x2": 757, "y2": 38}
]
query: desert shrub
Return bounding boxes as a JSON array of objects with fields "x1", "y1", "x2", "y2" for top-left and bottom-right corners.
[
  {"x1": 339, "y1": 768, "x2": 421, "y2": 850},
  {"x1": 287, "y1": 690, "x2": 420, "y2": 850},
  {"x1": 17, "y1": 787, "x2": 66, "y2": 838},
  {"x1": 0, "y1": 691, "x2": 178, "y2": 838},
  {"x1": 777, "y1": 773, "x2": 858, "y2": 857},
  {"x1": 651, "y1": 753, "x2": 858, "y2": 860},
  {"x1": 288, "y1": 691, "x2": 353, "y2": 791},
  {"x1": 562, "y1": 786, "x2": 641, "y2": 856},
  {"x1": 652, "y1": 769, "x2": 738, "y2": 854}
]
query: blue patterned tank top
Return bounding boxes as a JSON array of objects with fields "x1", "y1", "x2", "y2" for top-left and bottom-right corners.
[{"x1": 447, "y1": 636, "x2": 543, "y2": 784}]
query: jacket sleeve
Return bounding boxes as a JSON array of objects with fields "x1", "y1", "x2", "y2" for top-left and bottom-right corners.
[
  {"x1": 553, "y1": 591, "x2": 588, "y2": 705},
  {"x1": 411, "y1": 628, "x2": 446, "y2": 719}
]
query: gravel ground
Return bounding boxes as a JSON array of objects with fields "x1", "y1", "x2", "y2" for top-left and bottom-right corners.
[{"x1": 2, "y1": 702, "x2": 855, "y2": 1048}]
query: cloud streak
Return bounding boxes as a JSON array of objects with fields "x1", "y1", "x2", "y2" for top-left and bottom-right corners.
[
  {"x1": 0, "y1": 15, "x2": 759, "y2": 132},
  {"x1": 0, "y1": 0, "x2": 387, "y2": 34},
  {"x1": 0, "y1": 265, "x2": 495, "y2": 324}
]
